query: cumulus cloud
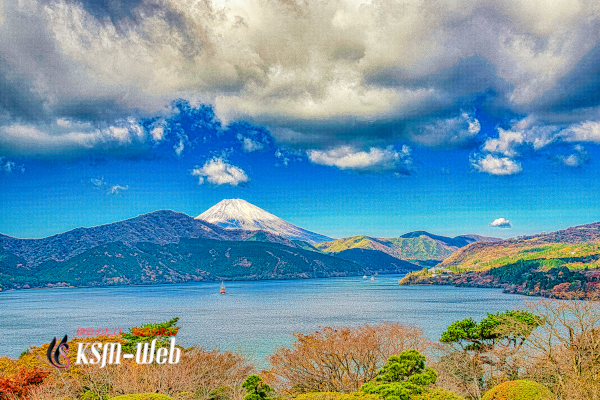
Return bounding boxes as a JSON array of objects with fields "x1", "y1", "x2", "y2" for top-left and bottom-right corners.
[
  {"x1": 461, "y1": 108, "x2": 600, "y2": 175},
  {"x1": 471, "y1": 154, "x2": 522, "y2": 175},
  {"x1": 237, "y1": 135, "x2": 264, "y2": 153},
  {"x1": 173, "y1": 139, "x2": 185, "y2": 157},
  {"x1": 191, "y1": 158, "x2": 249, "y2": 186},
  {"x1": 565, "y1": 121, "x2": 600, "y2": 143},
  {"x1": 472, "y1": 118, "x2": 568, "y2": 175},
  {"x1": 149, "y1": 119, "x2": 167, "y2": 142},
  {"x1": 559, "y1": 145, "x2": 588, "y2": 167},
  {"x1": 307, "y1": 145, "x2": 412, "y2": 173},
  {"x1": 1, "y1": 0, "x2": 600, "y2": 160},
  {"x1": 482, "y1": 129, "x2": 525, "y2": 157},
  {"x1": 489, "y1": 217, "x2": 512, "y2": 228}
]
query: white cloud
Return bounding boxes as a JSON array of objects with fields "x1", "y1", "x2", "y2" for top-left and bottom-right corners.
[
  {"x1": 472, "y1": 154, "x2": 522, "y2": 175},
  {"x1": 238, "y1": 135, "x2": 264, "y2": 153},
  {"x1": 307, "y1": 145, "x2": 412, "y2": 173},
  {"x1": 482, "y1": 129, "x2": 524, "y2": 157},
  {"x1": 107, "y1": 185, "x2": 128, "y2": 195},
  {"x1": 56, "y1": 118, "x2": 72, "y2": 128},
  {"x1": 150, "y1": 127, "x2": 165, "y2": 142},
  {"x1": 565, "y1": 121, "x2": 600, "y2": 143},
  {"x1": 0, "y1": 119, "x2": 147, "y2": 158},
  {"x1": 561, "y1": 153, "x2": 583, "y2": 167},
  {"x1": 90, "y1": 177, "x2": 105, "y2": 187},
  {"x1": 410, "y1": 113, "x2": 481, "y2": 148},
  {"x1": 191, "y1": 158, "x2": 249, "y2": 186},
  {"x1": 275, "y1": 150, "x2": 289, "y2": 167},
  {"x1": 1, "y1": 0, "x2": 599, "y2": 158},
  {"x1": 559, "y1": 145, "x2": 588, "y2": 167},
  {"x1": 489, "y1": 217, "x2": 512, "y2": 228},
  {"x1": 89, "y1": 177, "x2": 129, "y2": 195},
  {"x1": 174, "y1": 140, "x2": 185, "y2": 157},
  {"x1": 466, "y1": 117, "x2": 600, "y2": 175}
]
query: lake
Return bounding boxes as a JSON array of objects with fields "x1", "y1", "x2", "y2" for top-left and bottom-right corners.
[{"x1": 0, "y1": 274, "x2": 528, "y2": 364}]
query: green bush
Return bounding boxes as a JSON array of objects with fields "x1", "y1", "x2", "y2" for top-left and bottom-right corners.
[
  {"x1": 415, "y1": 388, "x2": 464, "y2": 399},
  {"x1": 481, "y1": 380, "x2": 552, "y2": 400},
  {"x1": 81, "y1": 391, "x2": 108, "y2": 400},
  {"x1": 108, "y1": 394, "x2": 174, "y2": 400},
  {"x1": 243, "y1": 375, "x2": 274, "y2": 400},
  {"x1": 295, "y1": 392, "x2": 382, "y2": 400},
  {"x1": 360, "y1": 350, "x2": 437, "y2": 400}
]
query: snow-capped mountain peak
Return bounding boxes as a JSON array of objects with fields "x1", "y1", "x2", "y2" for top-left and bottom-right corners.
[{"x1": 196, "y1": 199, "x2": 333, "y2": 244}]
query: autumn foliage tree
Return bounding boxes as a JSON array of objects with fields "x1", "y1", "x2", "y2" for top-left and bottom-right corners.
[
  {"x1": 266, "y1": 323, "x2": 433, "y2": 395},
  {"x1": 523, "y1": 294, "x2": 600, "y2": 400},
  {"x1": 0, "y1": 367, "x2": 49, "y2": 399}
]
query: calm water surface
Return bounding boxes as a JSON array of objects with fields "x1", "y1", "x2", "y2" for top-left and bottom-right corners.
[{"x1": 0, "y1": 275, "x2": 528, "y2": 363}]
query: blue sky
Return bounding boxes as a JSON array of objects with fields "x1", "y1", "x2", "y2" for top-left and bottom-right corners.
[{"x1": 1, "y1": 0, "x2": 600, "y2": 240}]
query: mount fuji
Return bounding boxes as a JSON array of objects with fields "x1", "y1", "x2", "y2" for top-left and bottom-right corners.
[{"x1": 196, "y1": 199, "x2": 334, "y2": 244}]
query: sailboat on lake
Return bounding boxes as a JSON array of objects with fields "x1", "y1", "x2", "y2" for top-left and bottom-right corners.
[{"x1": 220, "y1": 281, "x2": 226, "y2": 294}]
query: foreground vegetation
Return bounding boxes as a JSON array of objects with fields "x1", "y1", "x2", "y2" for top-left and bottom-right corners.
[{"x1": 1, "y1": 296, "x2": 599, "y2": 400}]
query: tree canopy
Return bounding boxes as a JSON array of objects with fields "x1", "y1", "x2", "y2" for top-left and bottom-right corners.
[
  {"x1": 242, "y1": 375, "x2": 274, "y2": 400},
  {"x1": 440, "y1": 310, "x2": 540, "y2": 352},
  {"x1": 121, "y1": 317, "x2": 180, "y2": 353},
  {"x1": 360, "y1": 350, "x2": 437, "y2": 400}
]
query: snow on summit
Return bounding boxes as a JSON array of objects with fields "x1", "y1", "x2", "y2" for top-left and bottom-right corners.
[{"x1": 196, "y1": 199, "x2": 333, "y2": 244}]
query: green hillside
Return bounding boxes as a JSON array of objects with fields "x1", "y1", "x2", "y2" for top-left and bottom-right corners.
[
  {"x1": 330, "y1": 248, "x2": 421, "y2": 273},
  {"x1": 439, "y1": 222, "x2": 600, "y2": 271},
  {"x1": 0, "y1": 238, "x2": 364, "y2": 290},
  {"x1": 400, "y1": 221, "x2": 600, "y2": 298},
  {"x1": 315, "y1": 232, "x2": 487, "y2": 265}
]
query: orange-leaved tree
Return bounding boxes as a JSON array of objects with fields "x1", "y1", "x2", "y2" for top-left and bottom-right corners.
[{"x1": 265, "y1": 322, "x2": 433, "y2": 395}]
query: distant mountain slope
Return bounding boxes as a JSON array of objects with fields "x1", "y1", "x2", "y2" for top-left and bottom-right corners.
[
  {"x1": 0, "y1": 210, "x2": 297, "y2": 268},
  {"x1": 400, "y1": 259, "x2": 600, "y2": 299},
  {"x1": 0, "y1": 248, "x2": 26, "y2": 275},
  {"x1": 0, "y1": 238, "x2": 364, "y2": 290},
  {"x1": 439, "y1": 221, "x2": 600, "y2": 271},
  {"x1": 331, "y1": 249, "x2": 421, "y2": 274},
  {"x1": 316, "y1": 232, "x2": 500, "y2": 265},
  {"x1": 196, "y1": 199, "x2": 333, "y2": 244}
]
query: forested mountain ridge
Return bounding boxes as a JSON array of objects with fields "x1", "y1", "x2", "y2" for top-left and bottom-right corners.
[
  {"x1": 316, "y1": 232, "x2": 500, "y2": 266},
  {"x1": 0, "y1": 238, "x2": 365, "y2": 290},
  {"x1": 0, "y1": 210, "x2": 300, "y2": 268},
  {"x1": 439, "y1": 221, "x2": 600, "y2": 271}
]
